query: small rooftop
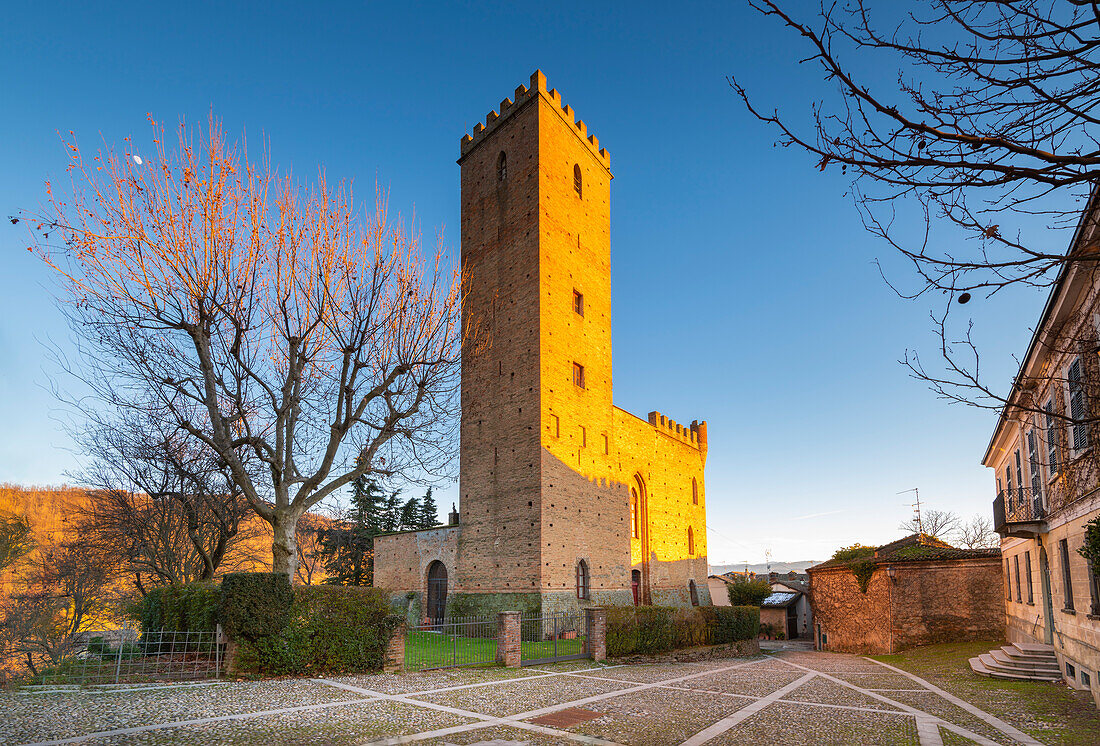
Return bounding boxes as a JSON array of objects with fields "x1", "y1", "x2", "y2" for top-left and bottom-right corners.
[
  {"x1": 809, "y1": 533, "x2": 999, "y2": 571},
  {"x1": 761, "y1": 591, "x2": 800, "y2": 608}
]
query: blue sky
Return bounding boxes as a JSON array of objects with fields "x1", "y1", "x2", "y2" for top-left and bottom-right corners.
[{"x1": 0, "y1": 2, "x2": 1052, "y2": 564}]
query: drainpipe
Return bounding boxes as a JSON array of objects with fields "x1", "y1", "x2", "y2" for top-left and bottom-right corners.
[{"x1": 1037, "y1": 535, "x2": 1055, "y2": 646}]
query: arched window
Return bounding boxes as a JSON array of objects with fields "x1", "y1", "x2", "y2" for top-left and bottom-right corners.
[
  {"x1": 573, "y1": 164, "x2": 582, "y2": 198},
  {"x1": 576, "y1": 560, "x2": 590, "y2": 600},
  {"x1": 689, "y1": 580, "x2": 699, "y2": 607},
  {"x1": 692, "y1": 478, "x2": 698, "y2": 505},
  {"x1": 687, "y1": 526, "x2": 695, "y2": 555},
  {"x1": 498, "y1": 151, "x2": 507, "y2": 181},
  {"x1": 630, "y1": 488, "x2": 639, "y2": 539}
]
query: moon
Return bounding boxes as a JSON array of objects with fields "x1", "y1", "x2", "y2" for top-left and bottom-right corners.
[{"x1": 132, "y1": 155, "x2": 143, "y2": 165}]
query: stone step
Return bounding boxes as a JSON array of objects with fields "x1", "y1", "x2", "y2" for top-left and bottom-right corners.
[
  {"x1": 1001, "y1": 644, "x2": 1058, "y2": 663},
  {"x1": 970, "y1": 655, "x2": 1062, "y2": 683},
  {"x1": 981, "y1": 653, "x2": 1061, "y2": 678},
  {"x1": 990, "y1": 648, "x2": 1061, "y2": 672},
  {"x1": 1013, "y1": 642, "x2": 1056, "y2": 655}
]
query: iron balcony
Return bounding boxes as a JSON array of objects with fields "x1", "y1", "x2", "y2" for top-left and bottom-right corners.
[{"x1": 993, "y1": 488, "x2": 1047, "y2": 538}]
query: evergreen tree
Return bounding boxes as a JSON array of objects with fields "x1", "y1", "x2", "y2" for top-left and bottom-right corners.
[
  {"x1": 417, "y1": 487, "x2": 438, "y2": 530},
  {"x1": 399, "y1": 496, "x2": 421, "y2": 530},
  {"x1": 319, "y1": 478, "x2": 385, "y2": 586},
  {"x1": 380, "y1": 490, "x2": 402, "y2": 533}
]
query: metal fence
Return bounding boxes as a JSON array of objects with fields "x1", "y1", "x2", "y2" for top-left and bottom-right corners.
[
  {"x1": 520, "y1": 612, "x2": 586, "y2": 665},
  {"x1": 36, "y1": 621, "x2": 224, "y2": 686},
  {"x1": 405, "y1": 615, "x2": 499, "y2": 671}
]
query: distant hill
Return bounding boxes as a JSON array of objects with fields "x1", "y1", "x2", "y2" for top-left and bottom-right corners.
[{"x1": 708, "y1": 560, "x2": 822, "y2": 576}]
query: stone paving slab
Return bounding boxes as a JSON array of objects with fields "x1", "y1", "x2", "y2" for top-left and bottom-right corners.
[
  {"x1": 0, "y1": 680, "x2": 365, "y2": 744},
  {"x1": 326, "y1": 667, "x2": 546, "y2": 695},
  {"x1": 572, "y1": 660, "x2": 743, "y2": 684},
  {"x1": 78, "y1": 700, "x2": 476, "y2": 746},
  {"x1": 780, "y1": 676, "x2": 907, "y2": 711},
  {"x1": 828, "y1": 672, "x2": 926, "y2": 690},
  {"x1": 714, "y1": 701, "x2": 920, "y2": 746},
  {"x1": 669, "y1": 669, "x2": 808, "y2": 697},
  {"x1": 884, "y1": 691, "x2": 1016, "y2": 746},
  {"x1": 408, "y1": 675, "x2": 636, "y2": 718},
  {"x1": 566, "y1": 687, "x2": 743, "y2": 745}
]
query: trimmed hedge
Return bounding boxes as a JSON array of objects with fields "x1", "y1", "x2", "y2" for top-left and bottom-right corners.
[
  {"x1": 234, "y1": 585, "x2": 403, "y2": 676},
  {"x1": 606, "y1": 605, "x2": 759, "y2": 657},
  {"x1": 129, "y1": 582, "x2": 220, "y2": 634},
  {"x1": 219, "y1": 572, "x2": 294, "y2": 642}
]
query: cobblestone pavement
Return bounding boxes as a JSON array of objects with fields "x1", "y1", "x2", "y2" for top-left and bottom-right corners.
[{"x1": 1, "y1": 650, "x2": 1051, "y2": 745}]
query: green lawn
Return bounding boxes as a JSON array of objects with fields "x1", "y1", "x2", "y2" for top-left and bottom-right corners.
[
  {"x1": 871, "y1": 641, "x2": 1100, "y2": 746},
  {"x1": 404, "y1": 630, "x2": 585, "y2": 670}
]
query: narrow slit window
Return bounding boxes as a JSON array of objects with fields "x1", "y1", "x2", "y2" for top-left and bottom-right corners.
[
  {"x1": 572, "y1": 362, "x2": 585, "y2": 389},
  {"x1": 573, "y1": 290, "x2": 584, "y2": 316},
  {"x1": 692, "y1": 478, "x2": 699, "y2": 505},
  {"x1": 573, "y1": 164, "x2": 582, "y2": 198},
  {"x1": 498, "y1": 151, "x2": 507, "y2": 181},
  {"x1": 687, "y1": 526, "x2": 695, "y2": 555},
  {"x1": 576, "y1": 560, "x2": 590, "y2": 600},
  {"x1": 630, "y1": 489, "x2": 639, "y2": 539}
]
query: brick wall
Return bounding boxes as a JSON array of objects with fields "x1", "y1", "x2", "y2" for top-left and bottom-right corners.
[{"x1": 376, "y1": 71, "x2": 710, "y2": 616}]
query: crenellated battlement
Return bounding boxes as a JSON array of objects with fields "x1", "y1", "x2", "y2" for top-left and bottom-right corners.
[
  {"x1": 459, "y1": 70, "x2": 611, "y2": 169},
  {"x1": 647, "y1": 412, "x2": 707, "y2": 450}
]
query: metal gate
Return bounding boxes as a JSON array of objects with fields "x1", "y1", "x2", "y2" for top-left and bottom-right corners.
[
  {"x1": 519, "y1": 612, "x2": 587, "y2": 665},
  {"x1": 405, "y1": 615, "x2": 498, "y2": 671}
]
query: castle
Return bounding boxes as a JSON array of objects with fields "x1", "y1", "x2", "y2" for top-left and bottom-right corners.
[{"x1": 374, "y1": 71, "x2": 711, "y2": 618}]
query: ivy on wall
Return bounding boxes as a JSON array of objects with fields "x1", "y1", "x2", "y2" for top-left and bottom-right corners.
[
  {"x1": 850, "y1": 559, "x2": 877, "y2": 594},
  {"x1": 1078, "y1": 517, "x2": 1100, "y2": 576}
]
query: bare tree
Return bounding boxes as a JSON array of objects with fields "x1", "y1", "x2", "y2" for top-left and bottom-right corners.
[
  {"x1": 72, "y1": 409, "x2": 260, "y2": 592},
  {"x1": 0, "y1": 539, "x2": 113, "y2": 676},
  {"x1": 25, "y1": 116, "x2": 463, "y2": 577},
  {"x1": 733, "y1": 1, "x2": 1100, "y2": 414},
  {"x1": 958, "y1": 514, "x2": 998, "y2": 549},
  {"x1": 898, "y1": 508, "x2": 961, "y2": 541},
  {"x1": 294, "y1": 512, "x2": 327, "y2": 585}
]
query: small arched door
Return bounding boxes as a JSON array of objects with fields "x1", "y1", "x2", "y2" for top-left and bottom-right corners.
[
  {"x1": 631, "y1": 569, "x2": 641, "y2": 606},
  {"x1": 426, "y1": 561, "x2": 448, "y2": 622}
]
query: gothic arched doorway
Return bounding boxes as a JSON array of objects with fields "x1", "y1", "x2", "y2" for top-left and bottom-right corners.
[
  {"x1": 633, "y1": 474, "x2": 651, "y2": 605},
  {"x1": 426, "y1": 561, "x2": 448, "y2": 623},
  {"x1": 631, "y1": 569, "x2": 641, "y2": 606}
]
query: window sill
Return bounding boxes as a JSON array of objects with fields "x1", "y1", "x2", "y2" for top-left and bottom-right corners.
[
  {"x1": 1061, "y1": 608, "x2": 1077, "y2": 615},
  {"x1": 1026, "y1": 601, "x2": 1035, "y2": 606},
  {"x1": 1087, "y1": 613, "x2": 1100, "y2": 621}
]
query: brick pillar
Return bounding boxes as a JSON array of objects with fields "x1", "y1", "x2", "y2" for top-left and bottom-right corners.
[
  {"x1": 497, "y1": 611, "x2": 521, "y2": 667},
  {"x1": 585, "y1": 607, "x2": 606, "y2": 662},
  {"x1": 384, "y1": 621, "x2": 406, "y2": 673}
]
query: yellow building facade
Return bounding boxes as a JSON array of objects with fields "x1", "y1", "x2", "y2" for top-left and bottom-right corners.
[{"x1": 374, "y1": 71, "x2": 710, "y2": 618}]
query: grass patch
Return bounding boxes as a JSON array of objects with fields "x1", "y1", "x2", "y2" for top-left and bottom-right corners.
[{"x1": 871, "y1": 640, "x2": 1100, "y2": 746}]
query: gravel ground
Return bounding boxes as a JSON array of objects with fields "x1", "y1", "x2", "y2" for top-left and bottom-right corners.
[
  {"x1": 567, "y1": 687, "x2": 742, "y2": 746},
  {"x1": 4, "y1": 648, "x2": 1069, "y2": 745},
  {"x1": 668, "y1": 669, "x2": 808, "y2": 697},
  {"x1": 779, "y1": 676, "x2": 906, "y2": 711},
  {"x1": 0, "y1": 680, "x2": 365, "y2": 744},
  {"x1": 715, "y1": 701, "x2": 920, "y2": 746},
  {"x1": 409, "y1": 674, "x2": 635, "y2": 717},
  {"x1": 79, "y1": 700, "x2": 475, "y2": 745}
]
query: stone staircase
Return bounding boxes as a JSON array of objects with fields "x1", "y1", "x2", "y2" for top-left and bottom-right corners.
[{"x1": 969, "y1": 642, "x2": 1062, "y2": 682}]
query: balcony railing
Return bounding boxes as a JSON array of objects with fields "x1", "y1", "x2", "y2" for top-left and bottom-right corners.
[{"x1": 993, "y1": 488, "x2": 1046, "y2": 536}]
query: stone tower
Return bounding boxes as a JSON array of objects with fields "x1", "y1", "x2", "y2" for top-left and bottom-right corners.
[
  {"x1": 373, "y1": 71, "x2": 710, "y2": 619},
  {"x1": 454, "y1": 71, "x2": 627, "y2": 614}
]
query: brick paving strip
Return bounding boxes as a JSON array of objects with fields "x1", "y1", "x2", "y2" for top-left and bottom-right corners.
[{"x1": 866, "y1": 657, "x2": 1043, "y2": 746}]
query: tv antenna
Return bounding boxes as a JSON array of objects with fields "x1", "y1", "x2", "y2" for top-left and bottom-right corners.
[{"x1": 897, "y1": 487, "x2": 922, "y2": 535}]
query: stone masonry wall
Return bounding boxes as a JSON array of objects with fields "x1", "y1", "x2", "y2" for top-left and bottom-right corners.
[
  {"x1": 810, "y1": 558, "x2": 1004, "y2": 654},
  {"x1": 889, "y1": 557, "x2": 1004, "y2": 649},
  {"x1": 809, "y1": 566, "x2": 893, "y2": 653}
]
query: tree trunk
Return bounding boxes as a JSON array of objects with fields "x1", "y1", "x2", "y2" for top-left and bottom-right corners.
[{"x1": 271, "y1": 514, "x2": 298, "y2": 579}]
